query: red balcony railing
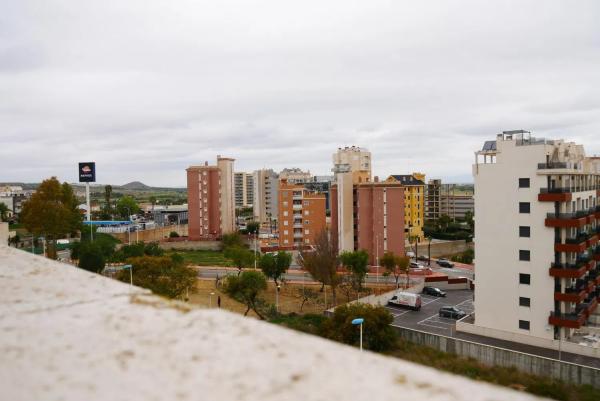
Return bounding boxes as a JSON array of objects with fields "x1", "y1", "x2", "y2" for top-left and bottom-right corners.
[{"x1": 549, "y1": 312, "x2": 586, "y2": 329}]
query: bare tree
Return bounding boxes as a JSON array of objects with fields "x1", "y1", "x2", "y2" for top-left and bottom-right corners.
[{"x1": 299, "y1": 229, "x2": 341, "y2": 305}]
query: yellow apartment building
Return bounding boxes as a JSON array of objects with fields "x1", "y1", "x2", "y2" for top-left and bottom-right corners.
[{"x1": 385, "y1": 173, "x2": 426, "y2": 242}]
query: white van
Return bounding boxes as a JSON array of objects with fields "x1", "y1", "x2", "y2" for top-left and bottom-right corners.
[{"x1": 388, "y1": 291, "x2": 422, "y2": 311}]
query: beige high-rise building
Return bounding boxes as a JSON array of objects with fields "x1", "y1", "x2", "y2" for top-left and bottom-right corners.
[
  {"x1": 332, "y1": 146, "x2": 372, "y2": 184},
  {"x1": 470, "y1": 130, "x2": 600, "y2": 346},
  {"x1": 279, "y1": 168, "x2": 311, "y2": 184},
  {"x1": 253, "y1": 169, "x2": 279, "y2": 225},
  {"x1": 332, "y1": 146, "x2": 373, "y2": 254},
  {"x1": 234, "y1": 172, "x2": 254, "y2": 208}
]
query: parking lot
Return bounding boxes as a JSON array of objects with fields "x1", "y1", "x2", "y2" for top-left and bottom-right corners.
[{"x1": 385, "y1": 289, "x2": 474, "y2": 336}]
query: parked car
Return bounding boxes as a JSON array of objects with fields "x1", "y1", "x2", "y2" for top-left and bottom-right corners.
[
  {"x1": 422, "y1": 286, "x2": 446, "y2": 297},
  {"x1": 436, "y1": 258, "x2": 455, "y2": 268},
  {"x1": 410, "y1": 261, "x2": 424, "y2": 269},
  {"x1": 388, "y1": 291, "x2": 422, "y2": 311},
  {"x1": 417, "y1": 255, "x2": 429, "y2": 262},
  {"x1": 438, "y1": 306, "x2": 466, "y2": 319}
]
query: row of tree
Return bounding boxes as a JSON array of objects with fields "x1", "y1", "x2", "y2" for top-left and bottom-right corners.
[{"x1": 299, "y1": 230, "x2": 410, "y2": 306}]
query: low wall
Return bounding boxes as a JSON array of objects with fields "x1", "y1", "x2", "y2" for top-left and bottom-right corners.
[
  {"x1": 110, "y1": 224, "x2": 188, "y2": 243},
  {"x1": 425, "y1": 276, "x2": 471, "y2": 290},
  {"x1": 457, "y1": 320, "x2": 600, "y2": 360},
  {"x1": 407, "y1": 240, "x2": 472, "y2": 258},
  {"x1": 394, "y1": 325, "x2": 600, "y2": 388},
  {"x1": 159, "y1": 240, "x2": 222, "y2": 251}
]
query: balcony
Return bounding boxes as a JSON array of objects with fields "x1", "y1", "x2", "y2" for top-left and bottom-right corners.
[
  {"x1": 293, "y1": 223, "x2": 303, "y2": 229},
  {"x1": 537, "y1": 162, "x2": 571, "y2": 170},
  {"x1": 554, "y1": 232, "x2": 593, "y2": 253},
  {"x1": 292, "y1": 204, "x2": 302, "y2": 211},
  {"x1": 545, "y1": 212, "x2": 588, "y2": 228},
  {"x1": 554, "y1": 286, "x2": 587, "y2": 303},
  {"x1": 539, "y1": 187, "x2": 573, "y2": 202},
  {"x1": 549, "y1": 262, "x2": 587, "y2": 278},
  {"x1": 593, "y1": 245, "x2": 600, "y2": 262},
  {"x1": 549, "y1": 311, "x2": 586, "y2": 329}
]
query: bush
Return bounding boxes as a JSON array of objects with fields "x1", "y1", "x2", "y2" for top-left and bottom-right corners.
[
  {"x1": 117, "y1": 254, "x2": 197, "y2": 299},
  {"x1": 324, "y1": 303, "x2": 397, "y2": 352},
  {"x1": 451, "y1": 248, "x2": 474, "y2": 264},
  {"x1": 169, "y1": 231, "x2": 180, "y2": 238},
  {"x1": 78, "y1": 242, "x2": 106, "y2": 273},
  {"x1": 112, "y1": 241, "x2": 164, "y2": 262}
]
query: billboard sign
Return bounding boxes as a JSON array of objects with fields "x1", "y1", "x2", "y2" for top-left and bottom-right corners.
[{"x1": 78, "y1": 162, "x2": 96, "y2": 183}]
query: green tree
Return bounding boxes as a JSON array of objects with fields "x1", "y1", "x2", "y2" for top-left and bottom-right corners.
[
  {"x1": 380, "y1": 252, "x2": 410, "y2": 288},
  {"x1": 437, "y1": 214, "x2": 452, "y2": 232},
  {"x1": 20, "y1": 178, "x2": 82, "y2": 259},
  {"x1": 259, "y1": 251, "x2": 291, "y2": 286},
  {"x1": 223, "y1": 270, "x2": 267, "y2": 318},
  {"x1": 324, "y1": 303, "x2": 396, "y2": 352},
  {"x1": 224, "y1": 246, "x2": 254, "y2": 275},
  {"x1": 0, "y1": 202, "x2": 9, "y2": 222},
  {"x1": 149, "y1": 196, "x2": 157, "y2": 212},
  {"x1": 78, "y1": 241, "x2": 106, "y2": 273},
  {"x1": 299, "y1": 229, "x2": 341, "y2": 305},
  {"x1": 117, "y1": 254, "x2": 197, "y2": 299},
  {"x1": 246, "y1": 221, "x2": 260, "y2": 235},
  {"x1": 116, "y1": 196, "x2": 140, "y2": 220},
  {"x1": 222, "y1": 232, "x2": 245, "y2": 249},
  {"x1": 340, "y1": 250, "x2": 369, "y2": 292},
  {"x1": 464, "y1": 210, "x2": 474, "y2": 232}
]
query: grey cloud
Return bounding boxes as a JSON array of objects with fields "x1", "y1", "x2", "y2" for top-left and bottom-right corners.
[{"x1": 1, "y1": 0, "x2": 599, "y2": 186}]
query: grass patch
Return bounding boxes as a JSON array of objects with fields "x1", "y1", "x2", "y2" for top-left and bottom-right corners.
[{"x1": 170, "y1": 250, "x2": 234, "y2": 267}]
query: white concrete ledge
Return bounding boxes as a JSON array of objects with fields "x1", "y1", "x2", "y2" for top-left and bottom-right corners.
[{"x1": 0, "y1": 246, "x2": 545, "y2": 401}]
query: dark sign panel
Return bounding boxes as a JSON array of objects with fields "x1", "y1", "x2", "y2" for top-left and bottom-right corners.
[{"x1": 78, "y1": 162, "x2": 96, "y2": 182}]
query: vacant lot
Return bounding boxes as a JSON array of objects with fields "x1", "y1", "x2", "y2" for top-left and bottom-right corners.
[
  {"x1": 168, "y1": 250, "x2": 233, "y2": 267},
  {"x1": 189, "y1": 278, "x2": 397, "y2": 316}
]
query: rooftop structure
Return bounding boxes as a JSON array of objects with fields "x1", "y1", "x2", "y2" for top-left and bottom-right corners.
[{"x1": 0, "y1": 245, "x2": 543, "y2": 401}]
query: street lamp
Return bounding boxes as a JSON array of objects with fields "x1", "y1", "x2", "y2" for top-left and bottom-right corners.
[
  {"x1": 122, "y1": 264, "x2": 133, "y2": 287},
  {"x1": 352, "y1": 318, "x2": 364, "y2": 351},
  {"x1": 210, "y1": 291, "x2": 215, "y2": 307},
  {"x1": 125, "y1": 206, "x2": 132, "y2": 245},
  {"x1": 375, "y1": 235, "x2": 380, "y2": 284},
  {"x1": 276, "y1": 284, "x2": 281, "y2": 312},
  {"x1": 427, "y1": 237, "x2": 432, "y2": 266}
]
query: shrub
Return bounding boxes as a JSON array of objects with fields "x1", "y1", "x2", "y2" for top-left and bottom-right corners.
[{"x1": 169, "y1": 231, "x2": 180, "y2": 238}]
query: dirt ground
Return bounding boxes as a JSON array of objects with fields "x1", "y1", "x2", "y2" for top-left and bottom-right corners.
[{"x1": 189, "y1": 278, "x2": 397, "y2": 318}]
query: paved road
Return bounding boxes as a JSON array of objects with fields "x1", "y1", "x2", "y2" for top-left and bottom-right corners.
[{"x1": 388, "y1": 288, "x2": 600, "y2": 369}]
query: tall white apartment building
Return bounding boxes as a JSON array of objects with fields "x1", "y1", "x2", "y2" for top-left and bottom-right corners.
[
  {"x1": 253, "y1": 169, "x2": 279, "y2": 225},
  {"x1": 331, "y1": 146, "x2": 372, "y2": 253},
  {"x1": 279, "y1": 168, "x2": 311, "y2": 184},
  {"x1": 234, "y1": 172, "x2": 254, "y2": 208},
  {"x1": 473, "y1": 131, "x2": 600, "y2": 344}
]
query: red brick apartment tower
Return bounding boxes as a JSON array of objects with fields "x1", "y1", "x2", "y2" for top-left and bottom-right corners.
[
  {"x1": 331, "y1": 179, "x2": 405, "y2": 264},
  {"x1": 186, "y1": 156, "x2": 235, "y2": 241},
  {"x1": 356, "y1": 182, "x2": 405, "y2": 264}
]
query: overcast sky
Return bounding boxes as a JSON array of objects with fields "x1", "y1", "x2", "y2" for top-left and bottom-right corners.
[{"x1": 1, "y1": 1, "x2": 599, "y2": 187}]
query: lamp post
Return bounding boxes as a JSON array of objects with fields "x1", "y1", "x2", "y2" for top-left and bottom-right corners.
[
  {"x1": 352, "y1": 318, "x2": 364, "y2": 351},
  {"x1": 125, "y1": 206, "x2": 132, "y2": 245},
  {"x1": 276, "y1": 284, "x2": 281, "y2": 312},
  {"x1": 123, "y1": 264, "x2": 133, "y2": 287},
  {"x1": 428, "y1": 237, "x2": 432, "y2": 267},
  {"x1": 375, "y1": 235, "x2": 379, "y2": 284},
  {"x1": 210, "y1": 291, "x2": 215, "y2": 308}
]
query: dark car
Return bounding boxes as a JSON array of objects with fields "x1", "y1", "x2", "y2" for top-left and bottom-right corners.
[
  {"x1": 422, "y1": 286, "x2": 446, "y2": 297},
  {"x1": 417, "y1": 255, "x2": 429, "y2": 262},
  {"x1": 439, "y1": 306, "x2": 466, "y2": 319},
  {"x1": 436, "y1": 258, "x2": 455, "y2": 268}
]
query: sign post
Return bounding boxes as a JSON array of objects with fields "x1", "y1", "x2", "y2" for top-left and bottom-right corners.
[{"x1": 79, "y1": 162, "x2": 96, "y2": 240}]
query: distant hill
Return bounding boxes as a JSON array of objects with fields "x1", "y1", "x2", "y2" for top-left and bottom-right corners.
[{"x1": 121, "y1": 181, "x2": 151, "y2": 190}]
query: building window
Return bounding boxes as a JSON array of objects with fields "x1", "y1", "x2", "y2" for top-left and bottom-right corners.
[
  {"x1": 519, "y1": 297, "x2": 530, "y2": 307},
  {"x1": 283, "y1": 220, "x2": 288, "y2": 226},
  {"x1": 518, "y1": 178, "x2": 530, "y2": 188},
  {"x1": 519, "y1": 273, "x2": 530, "y2": 285},
  {"x1": 303, "y1": 201, "x2": 310, "y2": 206},
  {"x1": 304, "y1": 220, "x2": 309, "y2": 225},
  {"x1": 519, "y1": 250, "x2": 530, "y2": 261},
  {"x1": 304, "y1": 210, "x2": 310, "y2": 216},
  {"x1": 283, "y1": 211, "x2": 288, "y2": 217},
  {"x1": 519, "y1": 226, "x2": 530, "y2": 237},
  {"x1": 284, "y1": 230, "x2": 289, "y2": 235},
  {"x1": 283, "y1": 201, "x2": 288, "y2": 207},
  {"x1": 519, "y1": 202, "x2": 530, "y2": 214},
  {"x1": 518, "y1": 320, "x2": 530, "y2": 330},
  {"x1": 304, "y1": 229, "x2": 310, "y2": 235}
]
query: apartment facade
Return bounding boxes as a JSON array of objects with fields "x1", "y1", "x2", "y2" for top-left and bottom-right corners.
[
  {"x1": 386, "y1": 173, "x2": 426, "y2": 241},
  {"x1": 278, "y1": 179, "x2": 326, "y2": 247},
  {"x1": 473, "y1": 131, "x2": 600, "y2": 343},
  {"x1": 186, "y1": 156, "x2": 235, "y2": 240},
  {"x1": 426, "y1": 179, "x2": 474, "y2": 221},
  {"x1": 253, "y1": 169, "x2": 279, "y2": 227},
  {"x1": 234, "y1": 172, "x2": 254, "y2": 209},
  {"x1": 332, "y1": 146, "x2": 372, "y2": 184}
]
